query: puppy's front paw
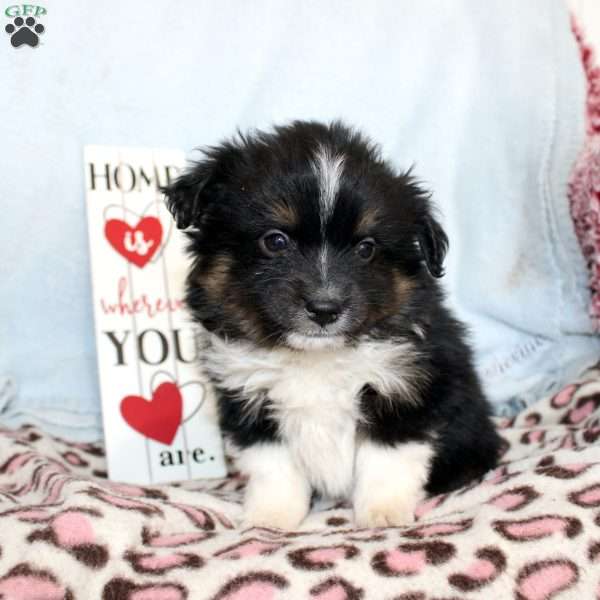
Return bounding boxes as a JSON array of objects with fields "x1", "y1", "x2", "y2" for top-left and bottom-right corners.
[
  {"x1": 239, "y1": 445, "x2": 311, "y2": 530},
  {"x1": 353, "y1": 440, "x2": 432, "y2": 528},
  {"x1": 354, "y1": 495, "x2": 418, "y2": 528}
]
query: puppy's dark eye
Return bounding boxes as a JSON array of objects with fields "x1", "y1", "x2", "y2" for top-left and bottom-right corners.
[
  {"x1": 356, "y1": 238, "x2": 376, "y2": 261},
  {"x1": 259, "y1": 230, "x2": 290, "y2": 257}
]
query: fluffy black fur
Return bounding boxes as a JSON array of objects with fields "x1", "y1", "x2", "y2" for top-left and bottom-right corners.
[{"x1": 164, "y1": 120, "x2": 501, "y2": 496}]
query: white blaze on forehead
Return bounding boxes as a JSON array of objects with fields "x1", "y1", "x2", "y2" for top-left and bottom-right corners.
[
  {"x1": 319, "y1": 243, "x2": 329, "y2": 280},
  {"x1": 312, "y1": 145, "x2": 344, "y2": 229}
]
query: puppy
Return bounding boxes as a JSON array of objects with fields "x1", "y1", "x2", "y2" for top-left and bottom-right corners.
[{"x1": 164, "y1": 120, "x2": 501, "y2": 529}]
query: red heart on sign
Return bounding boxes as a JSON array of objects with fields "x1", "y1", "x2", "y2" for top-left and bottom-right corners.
[
  {"x1": 104, "y1": 217, "x2": 162, "y2": 268},
  {"x1": 120, "y1": 382, "x2": 182, "y2": 445}
]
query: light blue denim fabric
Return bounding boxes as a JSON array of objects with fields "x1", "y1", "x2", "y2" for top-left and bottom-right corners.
[{"x1": 1, "y1": 0, "x2": 597, "y2": 440}]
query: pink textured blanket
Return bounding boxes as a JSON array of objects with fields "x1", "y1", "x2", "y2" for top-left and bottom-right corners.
[
  {"x1": 1, "y1": 366, "x2": 600, "y2": 599},
  {"x1": 570, "y1": 12, "x2": 600, "y2": 330}
]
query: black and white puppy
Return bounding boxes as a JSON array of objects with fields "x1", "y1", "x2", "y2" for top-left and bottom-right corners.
[{"x1": 164, "y1": 120, "x2": 501, "y2": 529}]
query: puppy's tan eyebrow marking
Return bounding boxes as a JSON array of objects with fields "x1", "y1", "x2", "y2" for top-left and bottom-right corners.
[
  {"x1": 355, "y1": 207, "x2": 381, "y2": 236},
  {"x1": 269, "y1": 201, "x2": 298, "y2": 228}
]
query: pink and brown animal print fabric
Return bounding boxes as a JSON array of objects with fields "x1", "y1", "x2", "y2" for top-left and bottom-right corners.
[
  {"x1": 1, "y1": 366, "x2": 600, "y2": 598},
  {"x1": 569, "y1": 10, "x2": 600, "y2": 330}
]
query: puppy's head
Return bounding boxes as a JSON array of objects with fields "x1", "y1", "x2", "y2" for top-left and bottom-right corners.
[{"x1": 164, "y1": 120, "x2": 447, "y2": 350}]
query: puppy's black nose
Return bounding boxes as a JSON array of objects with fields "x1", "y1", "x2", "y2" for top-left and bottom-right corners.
[{"x1": 305, "y1": 299, "x2": 341, "y2": 327}]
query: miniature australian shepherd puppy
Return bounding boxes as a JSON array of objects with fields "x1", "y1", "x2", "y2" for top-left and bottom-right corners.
[{"x1": 164, "y1": 120, "x2": 501, "y2": 530}]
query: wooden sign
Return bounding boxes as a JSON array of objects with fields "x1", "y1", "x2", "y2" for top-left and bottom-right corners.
[{"x1": 84, "y1": 146, "x2": 226, "y2": 484}]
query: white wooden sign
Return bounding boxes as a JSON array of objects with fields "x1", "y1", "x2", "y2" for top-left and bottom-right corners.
[{"x1": 84, "y1": 146, "x2": 226, "y2": 484}]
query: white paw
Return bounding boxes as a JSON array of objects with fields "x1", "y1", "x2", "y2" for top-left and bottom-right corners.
[
  {"x1": 237, "y1": 444, "x2": 311, "y2": 530},
  {"x1": 354, "y1": 495, "x2": 418, "y2": 528},
  {"x1": 353, "y1": 440, "x2": 432, "y2": 528}
]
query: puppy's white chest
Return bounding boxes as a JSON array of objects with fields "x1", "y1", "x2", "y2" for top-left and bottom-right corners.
[
  {"x1": 205, "y1": 334, "x2": 420, "y2": 498},
  {"x1": 269, "y1": 368, "x2": 360, "y2": 498}
]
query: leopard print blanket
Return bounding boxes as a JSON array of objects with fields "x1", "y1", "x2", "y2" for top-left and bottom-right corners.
[{"x1": 0, "y1": 365, "x2": 600, "y2": 599}]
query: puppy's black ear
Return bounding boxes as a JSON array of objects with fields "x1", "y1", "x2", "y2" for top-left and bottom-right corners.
[
  {"x1": 161, "y1": 162, "x2": 214, "y2": 230},
  {"x1": 417, "y1": 210, "x2": 448, "y2": 278}
]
